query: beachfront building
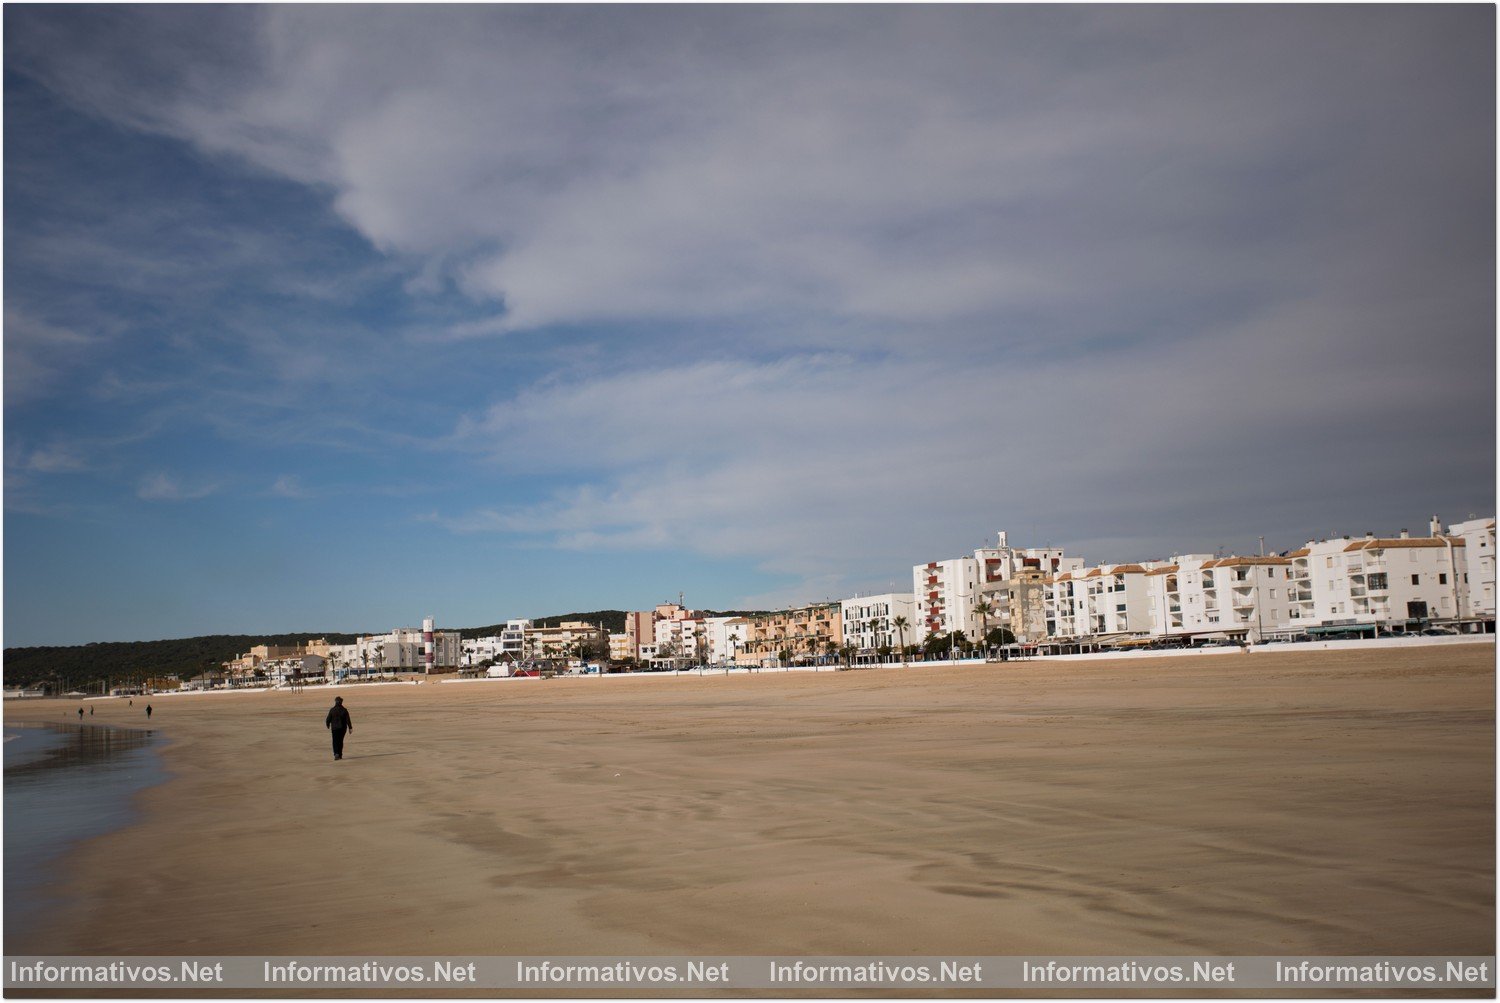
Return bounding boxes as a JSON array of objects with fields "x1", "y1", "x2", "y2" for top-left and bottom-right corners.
[
  {"x1": 914, "y1": 557, "x2": 982, "y2": 643},
  {"x1": 608, "y1": 633, "x2": 634, "y2": 661},
  {"x1": 1287, "y1": 526, "x2": 1469, "y2": 635},
  {"x1": 703, "y1": 616, "x2": 750, "y2": 664},
  {"x1": 974, "y1": 532, "x2": 1084, "y2": 635},
  {"x1": 1143, "y1": 556, "x2": 1293, "y2": 642},
  {"x1": 528, "y1": 621, "x2": 610, "y2": 662},
  {"x1": 739, "y1": 603, "x2": 842, "y2": 666},
  {"x1": 643, "y1": 603, "x2": 699, "y2": 666},
  {"x1": 621, "y1": 610, "x2": 655, "y2": 661},
  {"x1": 461, "y1": 635, "x2": 506, "y2": 669},
  {"x1": 652, "y1": 614, "x2": 706, "y2": 667},
  {"x1": 648, "y1": 614, "x2": 747, "y2": 666},
  {"x1": 1449, "y1": 516, "x2": 1496, "y2": 621},
  {"x1": 223, "y1": 639, "x2": 334, "y2": 681},
  {"x1": 916, "y1": 532, "x2": 1085, "y2": 645},
  {"x1": 262, "y1": 653, "x2": 328, "y2": 686},
  {"x1": 348, "y1": 625, "x2": 462, "y2": 674},
  {"x1": 1001, "y1": 569, "x2": 1051, "y2": 643},
  {"x1": 497, "y1": 619, "x2": 529, "y2": 661},
  {"x1": 839, "y1": 592, "x2": 919, "y2": 656},
  {"x1": 1043, "y1": 563, "x2": 1154, "y2": 642}
]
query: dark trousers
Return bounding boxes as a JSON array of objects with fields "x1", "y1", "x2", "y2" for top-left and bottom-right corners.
[{"x1": 331, "y1": 728, "x2": 347, "y2": 759}]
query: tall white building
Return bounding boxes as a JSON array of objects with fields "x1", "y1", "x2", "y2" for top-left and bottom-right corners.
[
  {"x1": 654, "y1": 615, "x2": 706, "y2": 665},
  {"x1": 916, "y1": 531, "x2": 1084, "y2": 643},
  {"x1": 349, "y1": 625, "x2": 460, "y2": 673},
  {"x1": 840, "y1": 592, "x2": 919, "y2": 653},
  {"x1": 1144, "y1": 555, "x2": 1292, "y2": 641},
  {"x1": 914, "y1": 556, "x2": 981, "y2": 642},
  {"x1": 1287, "y1": 529, "x2": 1469, "y2": 631},
  {"x1": 500, "y1": 620, "x2": 529, "y2": 660},
  {"x1": 703, "y1": 616, "x2": 750, "y2": 664},
  {"x1": 1044, "y1": 563, "x2": 1153, "y2": 639},
  {"x1": 461, "y1": 635, "x2": 506, "y2": 668},
  {"x1": 1448, "y1": 517, "x2": 1496, "y2": 619}
]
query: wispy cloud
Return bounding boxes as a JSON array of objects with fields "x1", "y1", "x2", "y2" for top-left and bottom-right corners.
[
  {"x1": 137, "y1": 472, "x2": 220, "y2": 501},
  {"x1": 268, "y1": 474, "x2": 310, "y2": 499},
  {"x1": 3, "y1": 6, "x2": 1492, "y2": 643}
]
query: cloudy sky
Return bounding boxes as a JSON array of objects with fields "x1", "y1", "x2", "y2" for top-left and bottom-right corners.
[{"x1": 5, "y1": 6, "x2": 1494, "y2": 646}]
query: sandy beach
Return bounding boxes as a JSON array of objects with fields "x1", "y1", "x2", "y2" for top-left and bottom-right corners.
[{"x1": 5, "y1": 644, "x2": 1493, "y2": 961}]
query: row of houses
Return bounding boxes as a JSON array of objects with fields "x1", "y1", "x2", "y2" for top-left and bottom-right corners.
[
  {"x1": 217, "y1": 513, "x2": 1493, "y2": 683},
  {"x1": 607, "y1": 515, "x2": 1495, "y2": 668}
]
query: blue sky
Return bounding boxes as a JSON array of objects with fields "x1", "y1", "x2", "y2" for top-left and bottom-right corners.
[{"x1": 5, "y1": 6, "x2": 1494, "y2": 646}]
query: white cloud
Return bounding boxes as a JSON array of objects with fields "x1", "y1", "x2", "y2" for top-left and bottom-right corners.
[
  {"x1": 268, "y1": 474, "x2": 309, "y2": 499},
  {"x1": 8, "y1": 6, "x2": 1492, "y2": 595},
  {"x1": 18, "y1": 7, "x2": 1488, "y2": 341},
  {"x1": 4, "y1": 307, "x2": 104, "y2": 407},
  {"x1": 137, "y1": 472, "x2": 219, "y2": 501}
]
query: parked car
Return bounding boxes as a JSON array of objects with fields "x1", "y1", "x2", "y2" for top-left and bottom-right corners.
[{"x1": 1420, "y1": 627, "x2": 1459, "y2": 636}]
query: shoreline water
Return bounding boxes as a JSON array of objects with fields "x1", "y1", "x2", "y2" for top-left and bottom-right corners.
[
  {"x1": 4, "y1": 722, "x2": 166, "y2": 947},
  {"x1": 3, "y1": 643, "x2": 1492, "y2": 964}
]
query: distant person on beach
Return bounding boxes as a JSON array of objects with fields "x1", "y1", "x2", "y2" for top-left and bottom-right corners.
[
  {"x1": 325, "y1": 696, "x2": 353, "y2": 761},
  {"x1": 146, "y1": 704, "x2": 152, "y2": 719},
  {"x1": 78, "y1": 707, "x2": 84, "y2": 720},
  {"x1": 90, "y1": 706, "x2": 94, "y2": 716}
]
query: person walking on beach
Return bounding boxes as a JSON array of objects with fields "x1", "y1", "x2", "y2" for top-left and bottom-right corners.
[
  {"x1": 78, "y1": 706, "x2": 84, "y2": 720},
  {"x1": 325, "y1": 696, "x2": 352, "y2": 761},
  {"x1": 146, "y1": 704, "x2": 152, "y2": 719}
]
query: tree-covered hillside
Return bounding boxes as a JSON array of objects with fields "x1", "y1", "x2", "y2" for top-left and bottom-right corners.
[
  {"x1": 3, "y1": 633, "x2": 359, "y2": 690},
  {"x1": 4, "y1": 608, "x2": 781, "y2": 690}
]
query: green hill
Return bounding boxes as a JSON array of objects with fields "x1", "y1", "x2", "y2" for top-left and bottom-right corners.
[{"x1": 3, "y1": 608, "x2": 784, "y2": 690}]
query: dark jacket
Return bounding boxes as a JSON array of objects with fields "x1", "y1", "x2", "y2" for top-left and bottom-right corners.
[{"x1": 325, "y1": 704, "x2": 353, "y2": 732}]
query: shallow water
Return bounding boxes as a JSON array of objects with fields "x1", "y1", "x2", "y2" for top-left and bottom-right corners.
[{"x1": 4, "y1": 722, "x2": 165, "y2": 944}]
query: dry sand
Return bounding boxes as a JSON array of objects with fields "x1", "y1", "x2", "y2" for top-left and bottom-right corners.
[{"x1": 6, "y1": 644, "x2": 1493, "y2": 959}]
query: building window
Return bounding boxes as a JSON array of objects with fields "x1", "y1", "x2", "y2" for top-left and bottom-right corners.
[
  {"x1": 1412, "y1": 574, "x2": 1421, "y2": 586},
  {"x1": 1438, "y1": 573, "x2": 1448, "y2": 585}
]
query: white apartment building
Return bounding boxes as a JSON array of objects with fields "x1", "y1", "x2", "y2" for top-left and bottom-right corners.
[
  {"x1": 461, "y1": 635, "x2": 505, "y2": 668},
  {"x1": 656, "y1": 615, "x2": 748, "y2": 665},
  {"x1": 703, "y1": 616, "x2": 750, "y2": 664},
  {"x1": 1044, "y1": 564, "x2": 1153, "y2": 639},
  {"x1": 976, "y1": 534, "x2": 1084, "y2": 639},
  {"x1": 1287, "y1": 529, "x2": 1469, "y2": 632},
  {"x1": 608, "y1": 633, "x2": 634, "y2": 661},
  {"x1": 497, "y1": 619, "x2": 529, "y2": 660},
  {"x1": 1449, "y1": 517, "x2": 1496, "y2": 618},
  {"x1": 840, "y1": 592, "x2": 919, "y2": 653},
  {"x1": 917, "y1": 532, "x2": 1085, "y2": 643},
  {"x1": 654, "y1": 615, "x2": 707, "y2": 665},
  {"x1": 529, "y1": 620, "x2": 610, "y2": 660},
  {"x1": 914, "y1": 556, "x2": 981, "y2": 642},
  {"x1": 1144, "y1": 555, "x2": 1292, "y2": 641},
  {"x1": 337, "y1": 626, "x2": 461, "y2": 674}
]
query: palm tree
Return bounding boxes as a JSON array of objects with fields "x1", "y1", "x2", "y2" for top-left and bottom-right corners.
[
  {"x1": 973, "y1": 600, "x2": 994, "y2": 661},
  {"x1": 892, "y1": 616, "x2": 910, "y2": 666}
]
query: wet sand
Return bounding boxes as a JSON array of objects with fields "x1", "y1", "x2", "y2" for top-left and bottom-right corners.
[{"x1": 5, "y1": 644, "x2": 1493, "y2": 959}]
